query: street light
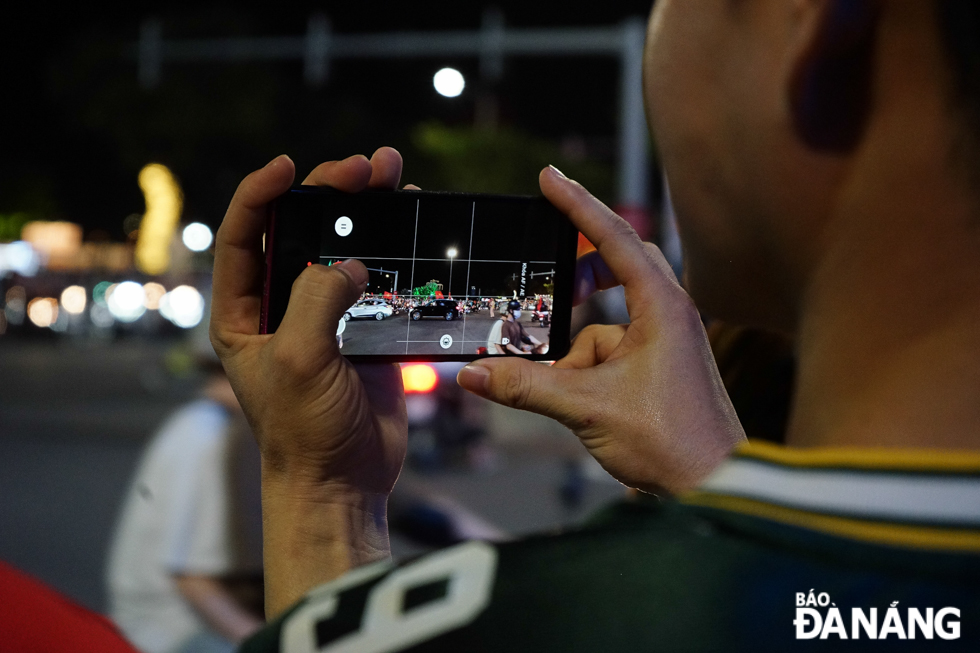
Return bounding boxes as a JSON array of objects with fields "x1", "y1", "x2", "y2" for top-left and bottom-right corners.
[
  {"x1": 447, "y1": 248, "x2": 457, "y2": 298},
  {"x1": 434, "y1": 68, "x2": 465, "y2": 98}
]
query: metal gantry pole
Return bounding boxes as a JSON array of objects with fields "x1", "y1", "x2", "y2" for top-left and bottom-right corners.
[
  {"x1": 134, "y1": 14, "x2": 666, "y2": 313},
  {"x1": 134, "y1": 13, "x2": 652, "y2": 214},
  {"x1": 616, "y1": 18, "x2": 649, "y2": 214}
]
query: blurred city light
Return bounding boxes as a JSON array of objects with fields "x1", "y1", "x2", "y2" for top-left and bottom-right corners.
[
  {"x1": 27, "y1": 297, "x2": 58, "y2": 328},
  {"x1": 433, "y1": 67, "x2": 465, "y2": 98},
  {"x1": 50, "y1": 307, "x2": 69, "y2": 333},
  {"x1": 4, "y1": 286, "x2": 26, "y2": 326},
  {"x1": 402, "y1": 363, "x2": 438, "y2": 393},
  {"x1": 106, "y1": 281, "x2": 147, "y2": 323},
  {"x1": 93, "y1": 281, "x2": 112, "y2": 307},
  {"x1": 60, "y1": 285, "x2": 87, "y2": 315},
  {"x1": 182, "y1": 222, "x2": 213, "y2": 252},
  {"x1": 90, "y1": 304, "x2": 114, "y2": 328},
  {"x1": 5, "y1": 286, "x2": 26, "y2": 305},
  {"x1": 135, "y1": 163, "x2": 183, "y2": 275},
  {"x1": 159, "y1": 285, "x2": 204, "y2": 328},
  {"x1": 143, "y1": 282, "x2": 166, "y2": 310},
  {"x1": 21, "y1": 222, "x2": 82, "y2": 270},
  {"x1": 0, "y1": 241, "x2": 41, "y2": 276}
]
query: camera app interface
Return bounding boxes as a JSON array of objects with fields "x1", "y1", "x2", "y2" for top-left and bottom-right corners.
[{"x1": 319, "y1": 193, "x2": 560, "y2": 356}]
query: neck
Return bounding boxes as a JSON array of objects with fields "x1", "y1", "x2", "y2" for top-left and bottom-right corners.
[
  {"x1": 784, "y1": 5, "x2": 980, "y2": 452},
  {"x1": 786, "y1": 124, "x2": 980, "y2": 452}
]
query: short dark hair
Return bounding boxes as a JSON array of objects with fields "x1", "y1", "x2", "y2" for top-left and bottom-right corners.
[{"x1": 937, "y1": 0, "x2": 980, "y2": 173}]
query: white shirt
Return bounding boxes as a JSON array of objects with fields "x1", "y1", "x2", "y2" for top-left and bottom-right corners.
[
  {"x1": 106, "y1": 399, "x2": 262, "y2": 653},
  {"x1": 486, "y1": 320, "x2": 504, "y2": 355}
]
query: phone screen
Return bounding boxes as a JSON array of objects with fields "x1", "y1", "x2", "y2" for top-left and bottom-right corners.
[{"x1": 263, "y1": 187, "x2": 577, "y2": 362}]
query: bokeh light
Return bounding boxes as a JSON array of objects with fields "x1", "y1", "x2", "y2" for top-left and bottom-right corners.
[
  {"x1": 402, "y1": 363, "x2": 438, "y2": 393},
  {"x1": 93, "y1": 281, "x2": 112, "y2": 307},
  {"x1": 135, "y1": 163, "x2": 183, "y2": 275},
  {"x1": 106, "y1": 281, "x2": 147, "y2": 323},
  {"x1": 159, "y1": 285, "x2": 205, "y2": 328},
  {"x1": 182, "y1": 222, "x2": 213, "y2": 252},
  {"x1": 433, "y1": 67, "x2": 465, "y2": 98},
  {"x1": 6, "y1": 285, "x2": 26, "y2": 305},
  {"x1": 27, "y1": 297, "x2": 58, "y2": 328},
  {"x1": 0, "y1": 241, "x2": 40, "y2": 276},
  {"x1": 60, "y1": 285, "x2": 87, "y2": 315},
  {"x1": 143, "y1": 282, "x2": 166, "y2": 310},
  {"x1": 4, "y1": 286, "x2": 26, "y2": 326},
  {"x1": 90, "y1": 304, "x2": 114, "y2": 328}
]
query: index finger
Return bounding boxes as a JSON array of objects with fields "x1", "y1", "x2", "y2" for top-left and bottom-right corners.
[
  {"x1": 212, "y1": 155, "x2": 295, "y2": 344},
  {"x1": 539, "y1": 166, "x2": 680, "y2": 318}
]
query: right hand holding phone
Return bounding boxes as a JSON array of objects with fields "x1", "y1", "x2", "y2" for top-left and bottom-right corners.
[
  {"x1": 456, "y1": 166, "x2": 747, "y2": 495},
  {"x1": 210, "y1": 148, "x2": 410, "y2": 616}
]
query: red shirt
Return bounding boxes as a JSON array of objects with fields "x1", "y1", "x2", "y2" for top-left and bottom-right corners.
[{"x1": 0, "y1": 560, "x2": 139, "y2": 653}]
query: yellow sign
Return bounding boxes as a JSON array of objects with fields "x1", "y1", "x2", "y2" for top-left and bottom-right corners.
[{"x1": 135, "y1": 163, "x2": 182, "y2": 275}]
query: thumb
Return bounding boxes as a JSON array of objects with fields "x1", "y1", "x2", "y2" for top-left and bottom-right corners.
[
  {"x1": 457, "y1": 357, "x2": 576, "y2": 424},
  {"x1": 277, "y1": 259, "x2": 367, "y2": 357}
]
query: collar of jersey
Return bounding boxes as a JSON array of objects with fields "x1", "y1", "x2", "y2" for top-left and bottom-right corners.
[{"x1": 679, "y1": 440, "x2": 980, "y2": 553}]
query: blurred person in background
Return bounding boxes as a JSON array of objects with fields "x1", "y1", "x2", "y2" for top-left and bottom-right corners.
[
  {"x1": 106, "y1": 327, "x2": 263, "y2": 653},
  {"x1": 210, "y1": 0, "x2": 980, "y2": 649}
]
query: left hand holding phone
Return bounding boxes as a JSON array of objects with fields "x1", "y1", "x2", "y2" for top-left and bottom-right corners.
[{"x1": 210, "y1": 148, "x2": 410, "y2": 618}]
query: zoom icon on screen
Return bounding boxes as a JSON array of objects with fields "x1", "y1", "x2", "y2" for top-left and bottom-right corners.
[{"x1": 335, "y1": 216, "x2": 353, "y2": 237}]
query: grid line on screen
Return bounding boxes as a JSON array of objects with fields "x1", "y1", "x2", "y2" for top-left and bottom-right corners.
[
  {"x1": 405, "y1": 199, "x2": 420, "y2": 355},
  {"x1": 460, "y1": 201, "x2": 476, "y2": 354},
  {"x1": 396, "y1": 340, "x2": 496, "y2": 344},
  {"x1": 319, "y1": 256, "x2": 557, "y2": 265}
]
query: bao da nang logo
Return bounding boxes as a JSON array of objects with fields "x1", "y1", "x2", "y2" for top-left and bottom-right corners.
[{"x1": 794, "y1": 590, "x2": 961, "y2": 640}]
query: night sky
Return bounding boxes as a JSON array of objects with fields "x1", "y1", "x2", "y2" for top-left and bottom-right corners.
[
  {"x1": 0, "y1": 2, "x2": 657, "y2": 243},
  {"x1": 281, "y1": 187, "x2": 567, "y2": 298}
]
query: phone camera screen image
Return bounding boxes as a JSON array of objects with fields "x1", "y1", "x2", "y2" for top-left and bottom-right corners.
[{"x1": 263, "y1": 187, "x2": 577, "y2": 362}]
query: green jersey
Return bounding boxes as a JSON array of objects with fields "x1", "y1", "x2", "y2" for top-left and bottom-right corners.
[{"x1": 242, "y1": 442, "x2": 980, "y2": 651}]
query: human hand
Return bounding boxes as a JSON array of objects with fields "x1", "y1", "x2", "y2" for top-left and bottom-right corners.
[
  {"x1": 211, "y1": 148, "x2": 408, "y2": 496},
  {"x1": 457, "y1": 167, "x2": 745, "y2": 494},
  {"x1": 210, "y1": 147, "x2": 410, "y2": 615}
]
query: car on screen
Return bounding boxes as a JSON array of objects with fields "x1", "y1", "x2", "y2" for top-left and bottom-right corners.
[
  {"x1": 410, "y1": 299, "x2": 460, "y2": 321},
  {"x1": 344, "y1": 299, "x2": 394, "y2": 321}
]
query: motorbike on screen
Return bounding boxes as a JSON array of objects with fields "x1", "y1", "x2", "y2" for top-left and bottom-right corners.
[{"x1": 262, "y1": 187, "x2": 576, "y2": 363}]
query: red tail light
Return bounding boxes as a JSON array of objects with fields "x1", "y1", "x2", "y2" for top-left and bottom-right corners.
[{"x1": 401, "y1": 364, "x2": 438, "y2": 393}]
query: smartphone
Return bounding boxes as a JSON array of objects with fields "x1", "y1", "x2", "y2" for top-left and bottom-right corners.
[{"x1": 261, "y1": 186, "x2": 578, "y2": 363}]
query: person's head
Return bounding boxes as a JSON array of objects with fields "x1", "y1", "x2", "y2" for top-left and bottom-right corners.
[
  {"x1": 643, "y1": 0, "x2": 980, "y2": 332},
  {"x1": 507, "y1": 300, "x2": 522, "y2": 320}
]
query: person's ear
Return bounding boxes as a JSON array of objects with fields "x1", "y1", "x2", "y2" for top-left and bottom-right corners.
[{"x1": 789, "y1": 0, "x2": 882, "y2": 152}]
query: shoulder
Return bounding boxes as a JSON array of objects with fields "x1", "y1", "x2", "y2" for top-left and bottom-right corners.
[
  {"x1": 138, "y1": 400, "x2": 230, "y2": 470},
  {"x1": 243, "y1": 497, "x2": 980, "y2": 652},
  {"x1": 244, "y1": 502, "x2": 736, "y2": 652},
  {"x1": 155, "y1": 400, "x2": 228, "y2": 445}
]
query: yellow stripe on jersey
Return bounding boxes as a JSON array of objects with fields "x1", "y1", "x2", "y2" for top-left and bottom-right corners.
[
  {"x1": 682, "y1": 492, "x2": 980, "y2": 553},
  {"x1": 734, "y1": 440, "x2": 980, "y2": 473}
]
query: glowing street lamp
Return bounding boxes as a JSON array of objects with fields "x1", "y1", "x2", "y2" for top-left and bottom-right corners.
[
  {"x1": 433, "y1": 68, "x2": 465, "y2": 98},
  {"x1": 447, "y1": 248, "x2": 457, "y2": 298},
  {"x1": 182, "y1": 222, "x2": 213, "y2": 252}
]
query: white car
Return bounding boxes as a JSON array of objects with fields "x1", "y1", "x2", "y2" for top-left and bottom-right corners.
[{"x1": 344, "y1": 299, "x2": 393, "y2": 321}]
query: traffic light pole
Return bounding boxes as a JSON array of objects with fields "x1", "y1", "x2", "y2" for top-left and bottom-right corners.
[{"x1": 134, "y1": 12, "x2": 655, "y2": 235}]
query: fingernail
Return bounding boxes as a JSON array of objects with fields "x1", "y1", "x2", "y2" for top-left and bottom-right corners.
[
  {"x1": 266, "y1": 154, "x2": 291, "y2": 167},
  {"x1": 548, "y1": 165, "x2": 567, "y2": 179},
  {"x1": 334, "y1": 259, "x2": 368, "y2": 286},
  {"x1": 457, "y1": 363, "x2": 491, "y2": 395}
]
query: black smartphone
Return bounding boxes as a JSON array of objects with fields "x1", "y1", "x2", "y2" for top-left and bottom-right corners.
[{"x1": 261, "y1": 186, "x2": 578, "y2": 363}]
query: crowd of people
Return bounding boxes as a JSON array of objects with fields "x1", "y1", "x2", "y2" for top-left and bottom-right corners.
[{"x1": 2, "y1": 0, "x2": 979, "y2": 651}]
